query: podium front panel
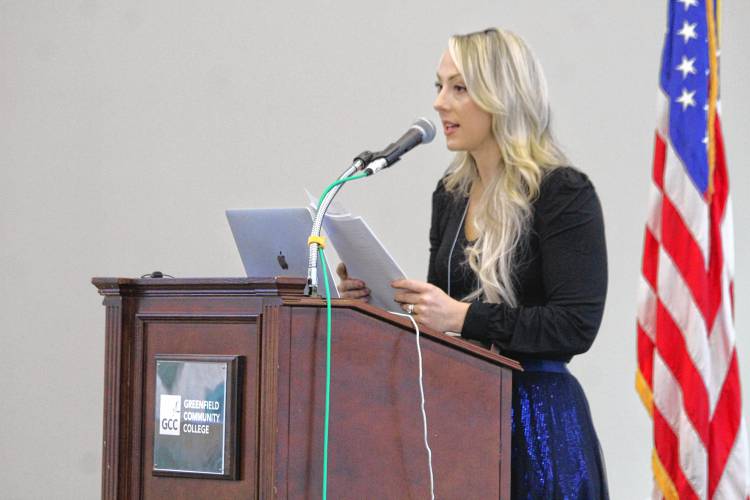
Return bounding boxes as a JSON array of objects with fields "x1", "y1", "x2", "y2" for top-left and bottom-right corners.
[
  {"x1": 269, "y1": 305, "x2": 510, "y2": 499},
  {"x1": 139, "y1": 314, "x2": 260, "y2": 498}
]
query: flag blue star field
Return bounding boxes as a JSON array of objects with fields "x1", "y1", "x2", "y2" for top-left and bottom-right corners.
[{"x1": 661, "y1": 0, "x2": 710, "y2": 194}]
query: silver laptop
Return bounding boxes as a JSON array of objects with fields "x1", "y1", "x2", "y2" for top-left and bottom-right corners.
[{"x1": 226, "y1": 208, "x2": 339, "y2": 298}]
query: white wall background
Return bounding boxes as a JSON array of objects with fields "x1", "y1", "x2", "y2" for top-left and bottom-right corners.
[{"x1": 1, "y1": 1, "x2": 749, "y2": 498}]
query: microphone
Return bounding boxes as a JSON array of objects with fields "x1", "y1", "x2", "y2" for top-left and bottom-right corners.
[{"x1": 363, "y1": 118, "x2": 436, "y2": 175}]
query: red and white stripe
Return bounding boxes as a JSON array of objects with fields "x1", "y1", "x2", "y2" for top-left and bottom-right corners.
[{"x1": 636, "y1": 90, "x2": 750, "y2": 499}]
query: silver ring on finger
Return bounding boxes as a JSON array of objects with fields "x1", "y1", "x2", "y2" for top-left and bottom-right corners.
[{"x1": 405, "y1": 303, "x2": 415, "y2": 315}]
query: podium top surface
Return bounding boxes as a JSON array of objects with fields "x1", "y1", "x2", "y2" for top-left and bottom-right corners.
[{"x1": 92, "y1": 276, "x2": 308, "y2": 297}]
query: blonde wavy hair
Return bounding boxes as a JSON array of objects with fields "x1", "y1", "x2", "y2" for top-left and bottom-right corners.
[{"x1": 443, "y1": 28, "x2": 567, "y2": 306}]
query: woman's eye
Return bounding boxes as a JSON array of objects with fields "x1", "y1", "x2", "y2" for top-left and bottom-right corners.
[
  {"x1": 454, "y1": 85, "x2": 467, "y2": 93},
  {"x1": 434, "y1": 82, "x2": 443, "y2": 93}
]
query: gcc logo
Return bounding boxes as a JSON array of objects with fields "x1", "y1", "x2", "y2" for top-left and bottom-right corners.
[{"x1": 159, "y1": 394, "x2": 181, "y2": 436}]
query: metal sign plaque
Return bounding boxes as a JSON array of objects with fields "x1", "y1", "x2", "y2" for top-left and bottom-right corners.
[{"x1": 153, "y1": 355, "x2": 240, "y2": 479}]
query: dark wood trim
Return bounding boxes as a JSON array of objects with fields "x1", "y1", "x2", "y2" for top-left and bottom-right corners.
[
  {"x1": 258, "y1": 305, "x2": 279, "y2": 499},
  {"x1": 135, "y1": 313, "x2": 260, "y2": 323},
  {"x1": 282, "y1": 296, "x2": 522, "y2": 371},
  {"x1": 92, "y1": 277, "x2": 307, "y2": 298},
  {"x1": 274, "y1": 305, "x2": 293, "y2": 499},
  {"x1": 101, "y1": 295, "x2": 122, "y2": 500},
  {"x1": 130, "y1": 310, "x2": 146, "y2": 498},
  {"x1": 500, "y1": 367, "x2": 513, "y2": 499},
  {"x1": 100, "y1": 294, "x2": 139, "y2": 500}
]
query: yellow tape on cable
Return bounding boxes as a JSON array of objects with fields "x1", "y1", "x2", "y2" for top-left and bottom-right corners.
[{"x1": 308, "y1": 235, "x2": 326, "y2": 248}]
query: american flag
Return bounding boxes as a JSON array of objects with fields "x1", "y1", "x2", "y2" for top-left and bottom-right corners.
[{"x1": 636, "y1": 0, "x2": 750, "y2": 498}]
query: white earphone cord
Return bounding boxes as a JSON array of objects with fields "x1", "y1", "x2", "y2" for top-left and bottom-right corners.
[
  {"x1": 381, "y1": 200, "x2": 467, "y2": 499},
  {"x1": 390, "y1": 311, "x2": 435, "y2": 500}
]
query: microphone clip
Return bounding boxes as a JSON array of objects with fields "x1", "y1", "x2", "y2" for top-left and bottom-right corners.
[
  {"x1": 354, "y1": 150, "x2": 375, "y2": 166},
  {"x1": 353, "y1": 150, "x2": 389, "y2": 177}
]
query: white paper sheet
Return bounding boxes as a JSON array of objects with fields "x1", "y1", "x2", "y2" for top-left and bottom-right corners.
[
  {"x1": 305, "y1": 188, "x2": 406, "y2": 311},
  {"x1": 322, "y1": 214, "x2": 406, "y2": 311}
]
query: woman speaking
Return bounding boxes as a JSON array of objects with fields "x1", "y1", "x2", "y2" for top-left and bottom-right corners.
[{"x1": 339, "y1": 28, "x2": 609, "y2": 498}]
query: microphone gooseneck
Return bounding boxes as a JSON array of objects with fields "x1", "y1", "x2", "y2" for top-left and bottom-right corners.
[{"x1": 306, "y1": 117, "x2": 436, "y2": 296}]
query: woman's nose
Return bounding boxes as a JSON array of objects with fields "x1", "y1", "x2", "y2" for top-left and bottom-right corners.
[{"x1": 433, "y1": 90, "x2": 448, "y2": 112}]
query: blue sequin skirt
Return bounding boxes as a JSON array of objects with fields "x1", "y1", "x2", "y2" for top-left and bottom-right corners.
[{"x1": 511, "y1": 361, "x2": 609, "y2": 500}]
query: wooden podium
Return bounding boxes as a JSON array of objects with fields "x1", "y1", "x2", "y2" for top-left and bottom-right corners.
[{"x1": 93, "y1": 277, "x2": 520, "y2": 499}]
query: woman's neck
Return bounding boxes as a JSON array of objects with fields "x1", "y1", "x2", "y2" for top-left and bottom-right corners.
[{"x1": 470, "y1": 142, "x2": 502, "y2": 189}]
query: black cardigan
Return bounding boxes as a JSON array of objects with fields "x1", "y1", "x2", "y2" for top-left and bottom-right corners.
[{"x1": 427, "y1": 166, "x2": 608, "y2": 362}]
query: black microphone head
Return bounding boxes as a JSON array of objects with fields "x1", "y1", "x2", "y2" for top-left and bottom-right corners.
[{"x1": 411, "y1": 118, "x2": 436, "y2": 144}]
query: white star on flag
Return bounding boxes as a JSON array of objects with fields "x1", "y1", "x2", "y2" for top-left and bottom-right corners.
[
  {"x1": 677, "y1": 0, "x2": 698, "y2": 10},
  {"x1": 676, "y1": 56, "x2": 697, "y2": 78},
  {"x1": 676, "y1": 88, "x2": 696, "y2": 110},
  {"x1": 677, "y1": 21, "x2": 698, "y2": 43}
]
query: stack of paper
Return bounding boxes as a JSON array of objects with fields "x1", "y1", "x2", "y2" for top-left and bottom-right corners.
[{"x1": 306, "y1": 191, "x2": 406, "y2": 312}]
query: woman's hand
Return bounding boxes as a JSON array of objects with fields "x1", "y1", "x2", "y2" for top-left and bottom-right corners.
[
  {"x1": 336, "y1": 263, "x2": 370, "y2": 302},
  {"x1": 391, "y1": 279, "x2": 470, "y2": 333}
]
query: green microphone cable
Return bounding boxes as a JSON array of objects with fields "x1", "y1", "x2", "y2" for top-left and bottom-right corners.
[
  {"x1": 316, "y1": 172, "x2": 368, "y2": 208},
  {"x1": 312, "y1": 171, "x2": 367, "y2": 500},
  {"x1": 318, "y1": 247, "x2": 333, "y2": 500}
]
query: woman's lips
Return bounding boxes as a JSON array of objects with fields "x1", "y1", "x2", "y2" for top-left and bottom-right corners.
[{"x1": 444, "y1": 122, "x2": 459, "y2": 135}]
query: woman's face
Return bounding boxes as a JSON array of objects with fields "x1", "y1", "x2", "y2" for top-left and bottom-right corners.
[{"x1": 433, "y1": 50, "x2": 495, "y2": 155}]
